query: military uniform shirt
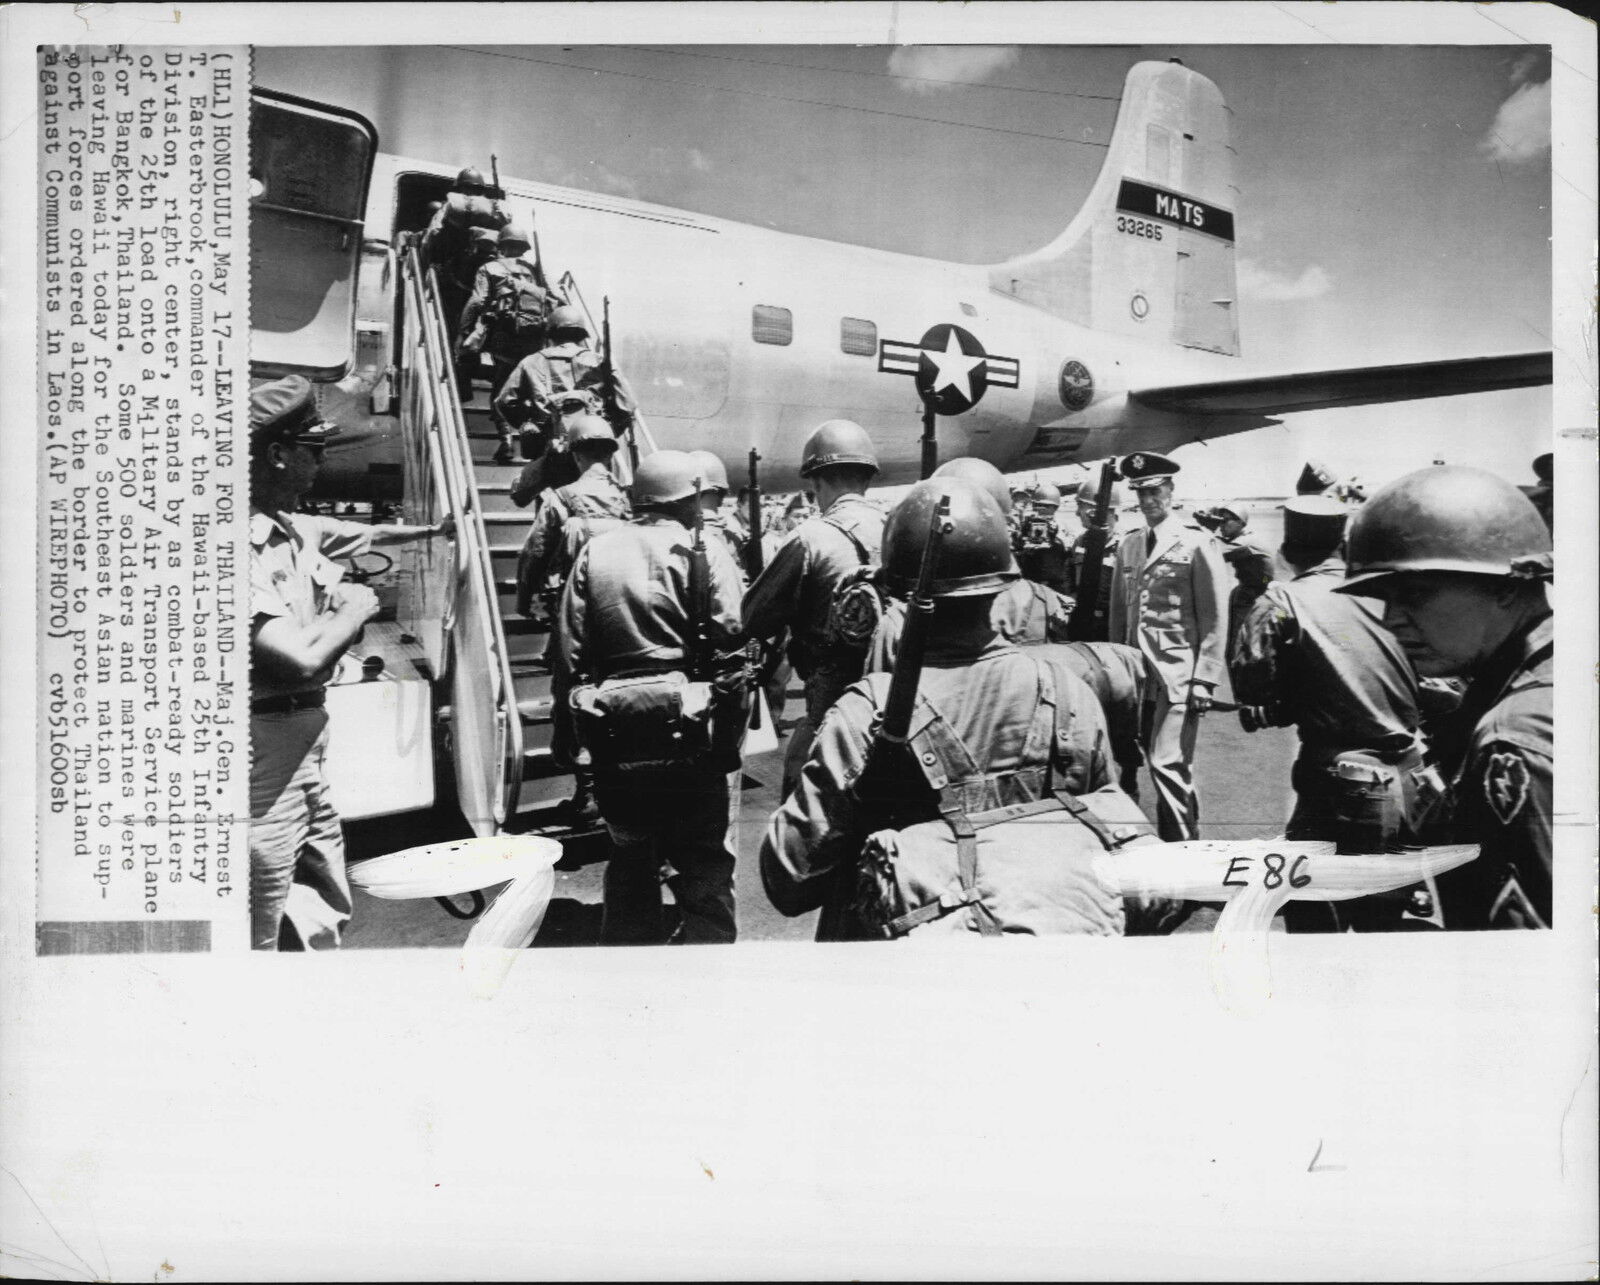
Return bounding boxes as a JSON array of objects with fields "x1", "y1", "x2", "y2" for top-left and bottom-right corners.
[
  {"x1": 249, "y1": 510, "x2": 374, "y2": 700},
  {"x1": 520, "y1": 465, "x2": 632, "y2": 606},
  {"x1": 557, "y1": 514, "x2": 744, "y2": 683},
  {"x1": 1230, "y1": 558, "x2": 1421, "y2": 753},
  {"x1": 1432, "y1": 613, "x2": 1553, "y2": 929},
  {"x1": 459, "y1": 257, "x2": 554, "y2": 351},
  {"x1": 1107, "y1": 519, "x2": 1230, "y2": 701},
  {"x1": 762, "y1": 640, "x2": 1114, "y2": 925},
  {"x1": 741, "y1": 493, "x2": 886, "y2": 676},
  {"x1": 494, "y1": 341, "x2": 621, "y2": 433},
  {"x1": 865, "y1": 577, "x2": 1072, "y2": 673}
]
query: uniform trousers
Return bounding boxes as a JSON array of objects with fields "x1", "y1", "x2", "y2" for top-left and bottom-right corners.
[
  {"x1": 779, "y1": 664, "x2": 857, "y2": 799},
  {"x1": 249, "y1": 710, "x2": 351, "y2": 951},
  {"x1": 594, "y1": 766, "x2": 737, "y2": 945},
  {"x1": 1140, "y1": 688, "x2": 1201, "y2": 842}
]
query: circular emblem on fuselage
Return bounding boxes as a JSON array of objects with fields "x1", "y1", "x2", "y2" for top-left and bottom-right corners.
[
  {"x1": 1058, "y1": 359, "x2": 1095, "y2": 412},
  {"x1": 1130, "y1": 292, "x2": 1150, "y2": 321},
  {"x1": 914, "y1": 323, "x2": 990, "y2": 416}
]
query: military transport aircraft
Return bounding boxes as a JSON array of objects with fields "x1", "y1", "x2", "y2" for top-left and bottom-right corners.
[{"x1": 252, "y1": 57, "x2": 1551, "y2": 502}]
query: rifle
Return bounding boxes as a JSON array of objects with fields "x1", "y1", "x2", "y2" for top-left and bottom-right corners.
[
  {"x1": 852, "y1": 493, "x2": 952, "y2": 807},
  {"x1": 687, "y1": 475, "x2": 712, "y2": 682},
  {"x1": 600, "y1": 295, "x2": 639, "y2": 473},
  {"x1": 918, "y1": 387, "x2": 939, "y2": 480},
  {"x1": 489, "y1": 155, "x2": 503, "y2": 200},
  {"x1": 1066, "y1": 459, "x2": 1116, "y2": 642},
  {"x1": 744, "y1": 448, "x2": 765, "y2": 580}
]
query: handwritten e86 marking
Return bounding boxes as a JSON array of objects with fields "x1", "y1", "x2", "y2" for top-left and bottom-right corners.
[{"x1": 1222, "y1": 851, "x2": 1312, "y2": 892}]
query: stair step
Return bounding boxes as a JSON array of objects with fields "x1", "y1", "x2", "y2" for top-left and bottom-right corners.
[
  {"x1": 482, "y1": 511, "x2": 537, "y2": 526},
  {"x1": 516, "y1": 696, "x2": 555, "y2": 724},
  {"x1": 502, "y1": 616, "x2": 547, "y2": 636},
  {"x1": 520, "y1": 746, "x2": 570, "y2": 782}
]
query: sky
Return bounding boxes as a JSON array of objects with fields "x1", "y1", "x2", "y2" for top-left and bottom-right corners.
[{"x1": 256, "y1": 42, "x2": 1555, "y2": 499}]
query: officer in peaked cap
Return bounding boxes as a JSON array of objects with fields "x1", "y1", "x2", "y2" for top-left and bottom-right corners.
[
  {"x1": 247, "y1": 377, "x2": 451, "y2": 951},
  {"x1": 1107, "y1": 450, "x2": 1230, "y2": 841},
  {"x1": 762, "y1": 477, "x2": 1115, "y2": 940},
  {"x1": 1296, "y1": 459, "x2": 1338, "y2": 496},
  {"x1": 1231, "y1": 495, "x2": 1426, "y2": 930},
  {"x1": 743, "y1": 420, "x2": 887, "y2": 797},
  {"x1": 1336, "y1": 465, "x2": 1553, "y2": 930}
]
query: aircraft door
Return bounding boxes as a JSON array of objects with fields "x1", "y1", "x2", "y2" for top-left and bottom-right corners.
[{"x1": 250, "y1": 90, "x2": 378, "y2": 379}]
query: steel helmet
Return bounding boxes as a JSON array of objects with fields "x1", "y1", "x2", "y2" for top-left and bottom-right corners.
[
  {"x1": 631, "y1": 451, "x2": 701, "y2": 506},
  {"x1": 499, "y1": 222, "x2": 532, "y2": 252},
  {"x1": 688, "y1": 450, "x2": 730, "y2": 493},
  {"x1": 547, "y1": 304, "x2": 588, "y2": 337},
  {"x1": 1031, "y1": 481, "x2": 1063, "y2": 510},
  {"x1": 455, "y1": 166, "x2": 487, "y2": 192},
  {"x1": 932, "y1": 457, "x2": 1012, "y2": 515},
  {"x1": 799, "y1": 419, "x2": 879, "y2": 478},
  {"x1": 469, "y1": 227, "x2": 500, "y2": 250},
  {"x1": 1337, "y1": 465, "x2": 1552, "y2": 596},
  {"x1": 882, "y1": 478, "x2": 1019, "y2": 599},
  {"x1": 562, "y1": 413, "x2": 617, "y2": 452}
]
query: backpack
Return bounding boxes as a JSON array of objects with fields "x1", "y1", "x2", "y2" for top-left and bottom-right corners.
[
  {"x1": 431, "y1": 192, "x2": 508, "y2": 263},
  {"x1": 822, "y1": 514, "x2": 883, "y2": 650},
  {"x1": 515, "y1": 481, "x2": 629, "y2": 616},
  {"x1": 850, "y1": 661, "x2": 1159, "y2": 938},
  {"x1": 486, "y1": 264, "x2": 548, "y2": 349}
]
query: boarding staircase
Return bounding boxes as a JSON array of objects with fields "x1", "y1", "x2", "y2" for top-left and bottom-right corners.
[{"x1": 391, "y1": 243, "x2": 654, "y2": 839}]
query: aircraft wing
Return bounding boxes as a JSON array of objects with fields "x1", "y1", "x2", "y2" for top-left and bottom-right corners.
[{"x1": 1129, "y1": 351, "x2": 1552, "y2": 417}]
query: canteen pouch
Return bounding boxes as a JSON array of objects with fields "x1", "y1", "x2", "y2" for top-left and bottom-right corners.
[
  {"x1": 855, "y1": 783, "x2": 1154, "y2": 938},
  {"x1": 568, "y1": 672, "x2": 715, "y2": 771}
]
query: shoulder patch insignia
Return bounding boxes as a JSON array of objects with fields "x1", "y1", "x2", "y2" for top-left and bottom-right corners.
[{"x1": 1483, "y1": 748, "x2": 1532, "y2": 826}]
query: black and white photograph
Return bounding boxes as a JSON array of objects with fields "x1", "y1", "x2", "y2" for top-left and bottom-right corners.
[{"x1": 2, "y1": 3, "x2": 1595, "y2": 1280}]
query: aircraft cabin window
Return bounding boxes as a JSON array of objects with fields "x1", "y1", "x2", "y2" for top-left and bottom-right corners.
[
  {"x1": 840, "y1": 317, "x2": 877, "y2": 356},
  {"x1": 752, "y1": 305, "x2": 793, "y2": 346}
]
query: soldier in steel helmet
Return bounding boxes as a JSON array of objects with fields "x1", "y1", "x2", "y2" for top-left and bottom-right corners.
[
  {"x1": 1107, "y1": 452, "x2": 1231, "y2": 841},
  {"x1": 687, "y1": 450, "x2": 744, "y2": 572},
  {"x1": 742, "y1": 420, "x2": 887, "y2": 795},
  {"x1": 1063, "y1": 474, "x2": 1124, "y2": 642},
  {"x1": 421, "y1": 166, "x2": 511, "y2": 340},
  {"x1": 865, "y1": 458, "x2": 1150, "y2": 793},
  {"x1": 1231, "y1": 496, "x2": 1428, "y2": 930},
  {"x1": 457, "y1": 222, "x2": 562, "y2": 443},
  {"x1": 501, "y1": 304, "x2": 638, "y2": 482},
  {"x1": 761, "y1": 477, "x2": 1115, "y2": 940},
  {"x1": 248, "y1": 377, "x2": 452, "y2": 950},
  {"x1": 868, "y1": 458, "x2": 1073, "y2": 665},
  {"x1": 1013, "y1": 479, "x2": 1074, "y2": 593},
  {"x1": 1336, "y1": 465, "x2": 1554, "y2": 930},
  {"x1": 555, "y1": 450, "x2": 747, "y2": 944}
]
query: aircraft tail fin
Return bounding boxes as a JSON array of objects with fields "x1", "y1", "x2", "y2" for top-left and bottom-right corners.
[{"x1": 990, "y1": 59, "x2": 1240, "y2": 357}]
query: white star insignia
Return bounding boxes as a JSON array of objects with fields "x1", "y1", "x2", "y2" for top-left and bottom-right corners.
[{"x1": 923, "y1": 330, "x2": 986, "y2": 401}]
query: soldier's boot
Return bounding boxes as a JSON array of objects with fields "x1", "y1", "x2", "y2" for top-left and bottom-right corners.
[
  {"x1": 490, "y1": 406, "x2": 517, "y2": 465},
  {"x1": 558, "y1": 769, "x2": 602, "y2": 829}
]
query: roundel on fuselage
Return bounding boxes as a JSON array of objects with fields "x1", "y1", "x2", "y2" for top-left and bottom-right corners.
[
  {"x1": 877, "y1": 322, "x2": 1020, "y2": 415},
  {"x1": 1058, "y1": 359, "x2": 1095, "y2": 412}
]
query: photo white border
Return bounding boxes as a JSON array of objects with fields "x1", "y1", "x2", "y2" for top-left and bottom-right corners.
[{"x1": 1, "y1": 5, "x2": 1594, "y2": 1279}]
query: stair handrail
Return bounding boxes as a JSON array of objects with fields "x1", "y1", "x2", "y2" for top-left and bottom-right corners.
[{"x1": 401, "y1": 244, "x2": 524, "y2": 826}]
